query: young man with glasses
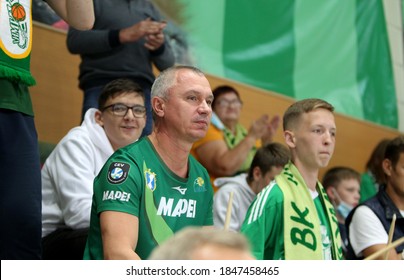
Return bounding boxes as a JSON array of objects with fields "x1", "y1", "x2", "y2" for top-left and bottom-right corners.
[
  {"x1": 41, "y1": 79, "x2": 146, "y2": 259},
  {"x1": 191, "y1": 85, "x2": 280, "y2": 191}
]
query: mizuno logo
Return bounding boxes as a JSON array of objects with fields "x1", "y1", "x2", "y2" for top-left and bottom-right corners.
[{"x1": 172, "y1": 186, "x2": 187, "y2": 195}]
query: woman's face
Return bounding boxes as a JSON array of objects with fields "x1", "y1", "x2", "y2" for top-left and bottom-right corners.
[{"x1": 213, "y1": 92, "x2": 242, "y2": 125}]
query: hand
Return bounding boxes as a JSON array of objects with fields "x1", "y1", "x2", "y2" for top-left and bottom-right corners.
[
  {"x1": 261, "y1": 114, "x2": 280, "y2": 145},
  {"x1": 119, "y1": 18, "x2": 167, "y2": 44},
  {"x1": 144, "y1": 31, "x2": 165, "y2": 51},
  {"x1": 247, "y1": 114, "x2": 270, "y2": 141},
  {"x1": 247, "y1": 114, "x2": 280, "y2": 145}
]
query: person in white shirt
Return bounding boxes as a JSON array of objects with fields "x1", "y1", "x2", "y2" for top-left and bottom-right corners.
[
  {"x1": 41, "y1": 78, "x2": 146, "y2": 259},
  {"x1": 347, "y1": 136, "x2": 404, "y2": 260},
  {"x1": 213, "y1": 142, "x2": 290, "y2": 231}
]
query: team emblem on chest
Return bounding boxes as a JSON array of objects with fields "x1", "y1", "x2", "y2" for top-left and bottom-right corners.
[{"x1": 144, "y1": 168, "x2": 156, "y2": 192}]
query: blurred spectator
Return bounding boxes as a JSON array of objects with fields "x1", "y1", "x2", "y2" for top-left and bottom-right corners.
[
  {"x1": 322, "y1": 166, "x2": 361, "y2": 258},
  {"x1": 67, "y1": 0, "x2": 175, "y2": 136},
  {"x1": 213, "y1": 143, "x2": 289, "y2": 231},
  {"x1": 346, "y1": 136, "x2": 404, "y2": 260},
  {"x1": 191, "y1": 85, "x2": 280, "y2": 190},
  {"x1": 360, "y1": 139, "x2": 390, "y2": 203}
]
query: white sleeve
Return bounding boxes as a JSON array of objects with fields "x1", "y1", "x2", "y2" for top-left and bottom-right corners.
[
  {"x1": 49, "y1": 135, "x2": 98, "y2": 229},
  {"x1": 348, "y1": 205, "x2": 388, "y2": 257}
]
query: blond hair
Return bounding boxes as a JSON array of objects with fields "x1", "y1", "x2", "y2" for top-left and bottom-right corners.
[{"x1": 283, "y1": 98, "x2": 334, "y2": 131}]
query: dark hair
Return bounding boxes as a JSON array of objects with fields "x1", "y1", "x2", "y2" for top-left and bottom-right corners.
[
  {"x1": 246, "y1": 142, "x2": 290, "y2": 182},
  {"x1": 211, "y1": 85, "x2": 241, "y2": 110},
  {"x1": 384, "y1": 136, "x2": 404, "y2": 169},
  {"x1": 365, "y1": 139, "x2": 390, "y2": 185},
  {"x1": 98, "y1": 79, "x2": 144, "y2": 109},
  {"x1": 322, "y1": 166, "x2": 361, "y2": 190}
]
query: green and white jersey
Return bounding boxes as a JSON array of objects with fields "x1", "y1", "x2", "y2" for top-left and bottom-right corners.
[
  {"x1": 241, "y1": 181, "x2": 334, "y2": 260},
  {"x1": 83, "y1": 137, "x2": 214, "y2": 260},
  {"x1": 241, "y1": 181, "x2": 285, "y2": 260}
]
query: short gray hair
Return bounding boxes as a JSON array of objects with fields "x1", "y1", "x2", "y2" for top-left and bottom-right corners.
[
  {"x1": 151, "y1": 65, "x2": 205, "y2": 100},
  {"x1": 150, "y1": 65, "x2": 206, "y2": 123},
  {"x1": 148, "y1": 227, "x2": 252, "y2": 260}
]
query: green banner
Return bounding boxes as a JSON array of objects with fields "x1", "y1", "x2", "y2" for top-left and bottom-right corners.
[{"x1": 169, "y1": 0, "x2": 399, "y2": 129}]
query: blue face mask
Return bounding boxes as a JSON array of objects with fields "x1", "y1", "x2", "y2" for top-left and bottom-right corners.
[
  {"x1": 210, "y1": 112, "x2": 225, "y2": 130},
  {"x1": 337, "y1": 201, "x2": 354, "y2": 219}
]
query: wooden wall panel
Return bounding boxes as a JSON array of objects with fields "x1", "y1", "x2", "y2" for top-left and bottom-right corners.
[{"x1": 30, "y1": 22, "x2": 82, "y2": 143}]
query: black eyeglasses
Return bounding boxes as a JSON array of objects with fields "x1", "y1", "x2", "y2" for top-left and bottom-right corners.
[
  {"x1": 216, "y1": 99, "x2": 243, "y2": 108},
  {"x1": 102, "y1": 103, "x2": 146, "y2": 118}
]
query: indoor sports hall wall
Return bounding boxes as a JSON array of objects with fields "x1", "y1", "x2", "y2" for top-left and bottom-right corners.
[{"x1": 30, "y1": 22, "x2": 401, "y2": 178}]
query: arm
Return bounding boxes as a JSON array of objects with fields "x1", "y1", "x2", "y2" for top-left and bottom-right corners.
[
  {"x1": 100, "y1": 211, "x2": 140, "y2": 260},
  {"x1": 362, "y1": 244, "x2": 401, "y2": 260},
  {"x1": 46, "y1": 0, "x2": 94, "y2": 30},
  {"x1": 260, "y1": 115, "x2": 280, "y2": 145},
  {"x1": 67, "y1": 28, "x2": 115, "y2": 54},
  {"x1": 121, "y1": 19, "x2": 175, "y2": 70},
  {"x1": 51, "y1": 136, "x2": 97, "y2": 229},
  {"x1": 348, "y1": 205, "x2": 400, "y2": 259},
  {"x1": 195, "y1": 136, "x2": 257, "y2": 177},
  {"x1": 146, "y1": 30, "x2": 176, "y2": 70},
  {"x1": 66, "y1": 19, "x2": 173, "y2": 57},
  {"x1": 195, "y1": 118, "x2": 270, "y2": 177},
  {"x1": 240, "y1": 184, "x2": 283, "y2": 260}
]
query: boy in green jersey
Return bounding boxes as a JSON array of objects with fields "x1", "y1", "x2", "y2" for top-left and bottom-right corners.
[
  {"x1": 241, "y1": 98, "x2": 343, "y2": 260},
  {"x1": 84, "y1": 65, "x2": 215, "y2": 259}
]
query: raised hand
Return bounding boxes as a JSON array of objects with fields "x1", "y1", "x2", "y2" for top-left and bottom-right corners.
[{"x1": 119, "y1": 18, "x2": 167, "y2": 44}]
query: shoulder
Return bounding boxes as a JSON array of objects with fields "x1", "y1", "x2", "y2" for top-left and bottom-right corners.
[
  {"x1": 111, "y1": 137, "x2": 150, "y2": 162},
  {"x1": 44, "y1": 126, "x2": 93, "y2": 162},
  {"x1": 351, "y1": 205, "x2": 378, "y2": 223},
  {"x1": 97, "y1": 140, "x2": 148, "y2": 180},
  {"x1": 348, "y1": 204, "x2": 383, "y2": 237},
  {"x1": 245, "y1": 182, "x2": 283, "y2": 219},
  {"x1": 259, "y1": 181, "x2": 284, "y2": 204},
  {"x1": 214, "y1": 181, "x2": 240, "y2": 202}
]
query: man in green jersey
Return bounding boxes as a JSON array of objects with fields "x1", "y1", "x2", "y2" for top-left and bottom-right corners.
[
  {"x1": 241, "y1": 98, "x2": 343, "y2": 260},
  {"x1": 84, "y1": 65, "x2": 215, "y2": 260}
]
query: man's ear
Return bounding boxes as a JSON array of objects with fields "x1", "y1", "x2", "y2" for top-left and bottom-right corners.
[
  {"x1": 152, "y1": 97, "x2": 165, "y2": 117},
  {"x1": 382, "y1": 158, "x2": 392, "y2": 177},
  {"x1": 284, "y1": 130, "x2": 296, "y2": 148},
  {"x1": 94, "y1": 110, "x2": 104, "y2": 126},
  {"x1": 252, "y1": 166, "x2": 262, "y2": 181},
  {"x1": 326, "y1": 187, "x2": 336, "y2": 201}
]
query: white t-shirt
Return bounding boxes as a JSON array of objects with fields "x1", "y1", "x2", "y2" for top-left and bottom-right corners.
[{"x1": 349, "y1": 205, "x2": 404, "y2": 257}]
